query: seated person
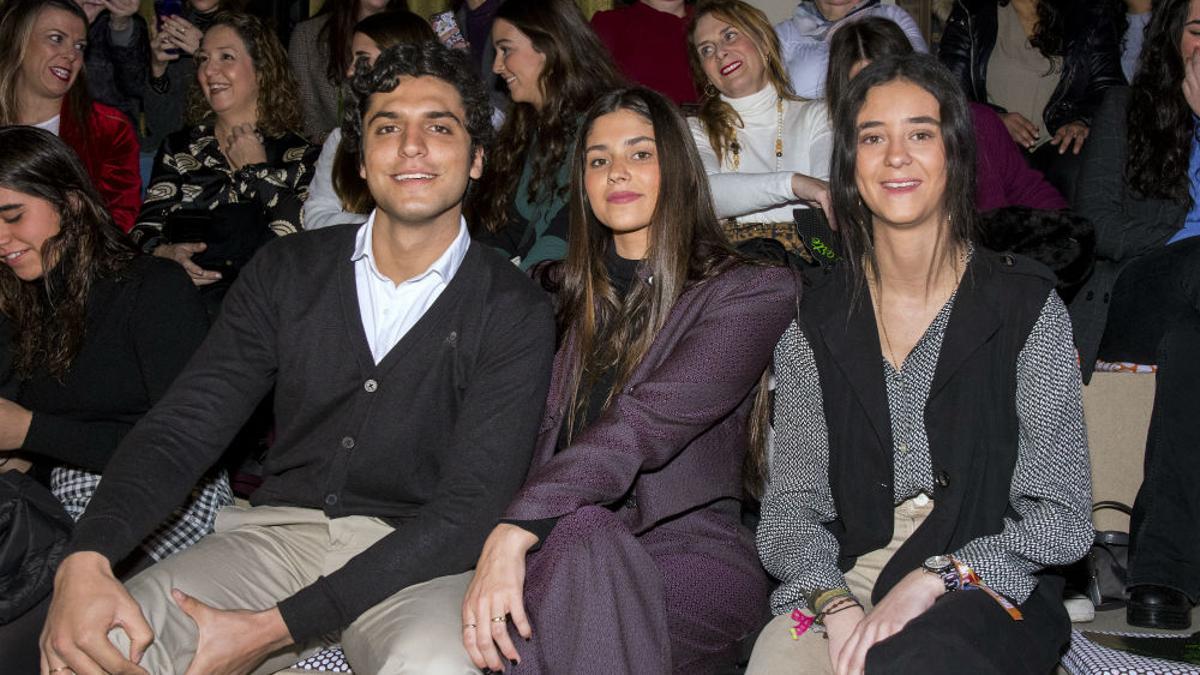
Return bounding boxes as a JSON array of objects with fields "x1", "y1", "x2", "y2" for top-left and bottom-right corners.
[
  {"x1": 0, "y1": 127, "x2": 228, "y2": 672},
  {"x1": 591, "y1": 0, "x2": 699, "y2": 105},
  {"x1": 134, "y1": 12, "x2": 319, "y2": 310},
  {"x1": 749, "y1": 54, "x2": 1092, "y2": 674},
  {"x1": 142, "y1": 0, "x2": 231, "y2": 153},
  {"x1": 687, "y1": 0, "x2": 833, "y2": 256},
  {"x1": 75, "y1": 0, "x2": 149, "y2": 128},
  {"x1": 938, "y1": 0, "x2": 1124, "y2": 196},
  {"x1": 462, "y1": 87, "x2": 799, "y2": 674},
  {"x1": 827, "y1": 15, "x2": 1067, "y2": 212},
  {"x1": 774, "y1": 0, "x2": 927, "y2": 99},
  {"x1": 40, "y1": 41, "x2": 556, "y2": 675},
  {"x1": 0, "y1": 0, "x2": 141, "y2": 232},
  {"x1": 304, "y1": 9, "x2": 437, "y2": 231},
  {"x1": 469, "y1": 0, "x2": 624, "y2": 270},
  {"x1": 1070, "y1": 0, "x2": 1200, "y2": 629}
]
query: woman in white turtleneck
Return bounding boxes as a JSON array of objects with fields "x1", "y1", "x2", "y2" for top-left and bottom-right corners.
[{"x1": 687, "y1": 0, "x2": 832, "y2": 250}]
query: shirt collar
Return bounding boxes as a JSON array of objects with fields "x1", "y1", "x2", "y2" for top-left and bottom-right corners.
[{"x1": 351, "y1": 211, "x2": 471, "y2": 286}]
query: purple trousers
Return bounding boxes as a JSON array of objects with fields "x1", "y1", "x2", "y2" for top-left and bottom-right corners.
[{"x1": 510, "y1": 503, "x2": 770, "y2": 674}]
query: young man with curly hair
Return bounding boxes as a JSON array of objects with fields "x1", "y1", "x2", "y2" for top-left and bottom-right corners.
[{"x1": 39, "y1": 41, "x2": 555, "y2": 675}]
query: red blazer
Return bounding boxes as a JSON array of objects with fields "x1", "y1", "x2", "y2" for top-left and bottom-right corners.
[{"x1": 60, "y1": 101, "x2": 141, "y2": 232}]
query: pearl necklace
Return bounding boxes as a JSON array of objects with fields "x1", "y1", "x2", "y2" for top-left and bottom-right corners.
[{"x1": 728, "y1": 97, "x2": 785, "y2": 172}]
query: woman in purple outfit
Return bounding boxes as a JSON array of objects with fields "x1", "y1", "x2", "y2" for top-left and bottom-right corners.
[{"x1": 461, "y1": 87, "x2": 800, "y2": 674}]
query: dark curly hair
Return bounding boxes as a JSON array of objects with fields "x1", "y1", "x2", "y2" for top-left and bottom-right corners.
[
  {"x1": 185, "y1": 11, "x2": 304, "y2": 137},
  {"x1": 999, "y1": 0, "x2": 1070, "y2": 60},
  {"x1": 1126, "y1": 0, "x2": 1195, "y2": 202},
  {"x1": 469, "y1": 0, "x2": 625, "y2": 234},
  {"x1": 332, "y1": 10, "x2": 438, "y2": 215},
  {"x1": 830, "y1": 54, "x2": 977, "y2": 299},
  {"x1": 0, "y1": 127, "x2": 138, "y2": 380},
  {"x1": 342, "y1": 40, "x2": 494, "y2": 201}
]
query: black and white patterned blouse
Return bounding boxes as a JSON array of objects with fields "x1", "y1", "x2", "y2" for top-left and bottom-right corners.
[
  {"x1": 131, "y1": 124, "x2": 319, "y2": 253},
  {"x1": 760, "y1": 286, "x2": 1092, "y2": 613}
]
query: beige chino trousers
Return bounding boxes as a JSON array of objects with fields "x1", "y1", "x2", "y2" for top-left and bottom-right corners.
[
  {"x1": 746, "y1": 498, "x2": 934, "y2": 675},
  {"x1": 107, "y1": 505, "x2": 480, "y2": 675}
]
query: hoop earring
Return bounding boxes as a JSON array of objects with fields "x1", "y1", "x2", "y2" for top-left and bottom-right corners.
[{"x1": 704, "y1": 83, "x2": 719, "y2": 98}]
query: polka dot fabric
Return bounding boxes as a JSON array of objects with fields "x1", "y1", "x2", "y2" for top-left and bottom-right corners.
[
  {"x1": 1062, "y1": 630, "x2": 1199, "y2": 674},
  {"x1": 292, "y1": 646, "x2": 352, "y2": 672}
]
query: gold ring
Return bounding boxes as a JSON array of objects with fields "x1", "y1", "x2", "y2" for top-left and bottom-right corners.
[{"x1": 491, "y1": 615, "x2": 507, "y2": 623}]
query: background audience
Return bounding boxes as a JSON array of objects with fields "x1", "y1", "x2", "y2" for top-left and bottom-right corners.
[
  {"x1": 288, "y1": 0, "x2": 408, "y2": 141},
  {"x1": 688, "y1": 0, "x2": 832, "y2": 257},
  {"x1": 592, "y1": 0, "x2": 699, "y2": 105},
  {"x1": 938, "y1": 0, "x2": 1124, "y2": 198},
  {"x1": 1070, "y1": 0, "x2": 1200, "y2": 630},
  {"x1": 470, "y1": 0, "x2": 624, "y2": 270},
  {"x1": 304, "y1": 9, "x2": 437, "y2": 230},
  {"x1": 132, "y1": 11, "x2": 318, "y2": 312},
  {"x1": 0, "y1": 126, "x2": 229, "y2": 672},
  {"x1": 774, "y1": 0, "x2": 928, "y2": 99},
  {"x1": 76, "y1": 0, "x2": 149, "y2": 129},
  {"x1": 0, "y1": 0, "x2": 141, "y2": 233}
]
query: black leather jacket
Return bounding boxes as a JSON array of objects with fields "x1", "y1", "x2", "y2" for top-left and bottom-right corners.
[{"x1": 937, "y1": 0, "x2": 1125, "y2": 132}]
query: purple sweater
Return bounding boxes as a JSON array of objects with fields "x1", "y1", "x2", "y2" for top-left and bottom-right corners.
[{"x1": 972, "y1": 102, "x2": 1068, "y2": 212}]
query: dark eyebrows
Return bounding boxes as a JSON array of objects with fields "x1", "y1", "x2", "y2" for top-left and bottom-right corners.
[
  {"x1": 584, "y1": 135, "x2": 656, "y2": 153},
  {"x1": 0, "y1": 204, "x2": 23, "y2": 213},
  {"x1": 856, "y1": 116, "x2": 941, "y2": 130},
  {"x1": 366, "y1": 109, "x2": 465, "y2": 127}
]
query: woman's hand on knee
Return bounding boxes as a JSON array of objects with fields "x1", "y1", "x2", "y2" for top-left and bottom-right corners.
[
  {"x1": 153, "y1": 243, "x2": 222, "y2": 286},
  {"x1": 824, "y1": 605, "x2": 865, "y2": 671},
  {"x1": 40, "y1": 552, "x2": 152, "y2": 675},
  {"x1": 834, "y1": 569, "x2": 943, "y2": 675},
  {"x1": 462, "y1": 524, "x2": 538, "y2": 671}
]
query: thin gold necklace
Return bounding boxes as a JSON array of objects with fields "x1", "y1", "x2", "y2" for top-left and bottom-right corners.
[
  {"x1": 870, "y1": 246, "x2": 969, "y2": 370},
  {"x1": 729, "y1": 97, "x2": 784, "y2": 172}
]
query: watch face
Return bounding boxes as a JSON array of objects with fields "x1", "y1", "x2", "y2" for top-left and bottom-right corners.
[{"x1": 924, "y1": 555, "x2": 952, "y2": 571}]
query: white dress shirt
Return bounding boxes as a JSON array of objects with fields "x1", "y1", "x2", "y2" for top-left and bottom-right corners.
[{"x1": 352, "y1": 212, "x2": 470, "y2": 364}]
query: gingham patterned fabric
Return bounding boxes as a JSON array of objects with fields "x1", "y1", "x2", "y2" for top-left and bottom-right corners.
[
  {"x1": 51, "y1": 467, "x2": 232, "y2": 562},
  {"x1": 1062, "y1": 630, "x2": 1199, "y2": 674},
  {"x1": 292, "y1": 647, "x2": 352, "y2": 672}
]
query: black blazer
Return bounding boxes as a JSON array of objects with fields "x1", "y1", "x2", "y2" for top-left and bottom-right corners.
[{"x1": 938, "y1": 0, "x2": 1125, "y2": 133}]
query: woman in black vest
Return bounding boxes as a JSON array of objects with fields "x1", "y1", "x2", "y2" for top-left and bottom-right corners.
[{"x1": 748, "y1": 53, "x2": 1092, "y2": 674}]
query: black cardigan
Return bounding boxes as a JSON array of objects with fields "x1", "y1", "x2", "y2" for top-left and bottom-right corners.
[
  {"x1": 1, "y1": 256, "x2": 208, "y2": 472},
  {"x1": 70, "y1": 226, "x2": 557, "y2": 643},
  {"x1": 938, "y1": 0, "x2": 1125, "y2": 133}
]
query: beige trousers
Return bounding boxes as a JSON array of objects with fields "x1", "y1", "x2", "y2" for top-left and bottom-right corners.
[
  {"x1": 745, "y1": 498, "x2": 934, "y2": 675},
  {"x1": 107, "y1": 505, "x2": 480, "y2": 675}
]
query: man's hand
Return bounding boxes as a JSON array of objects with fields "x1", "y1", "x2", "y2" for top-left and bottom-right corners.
[
  {"x1": 1000, "y1": 112, "x2": 1040, "y2": 149},
  {"x1": 833, "y1": 569, "x2": 944, "y2": 675},
  {"x1": 1050, "y1": 121, "x2": 1090, "y2": 155},
  {"x1": 174, "y1": 591, "x2": 293, "y2": 675},
  {"x1": 40, "y1": 552, "x2": 153, "y2": 675},
  {"x1": 462, "y1": 524, "x2": 538, "y2": 672},
  {"x1": 153, "y1": 242, "x2": 222, "y2": 286},
  {"x1": 0, "y1": 397, "x2": 32, "y2": 450}
]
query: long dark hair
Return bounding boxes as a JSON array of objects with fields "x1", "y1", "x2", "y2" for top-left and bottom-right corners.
[
  {"x1": 0, "y1": 0, "x2": 94, "y2": 141},
  {"x1": 829, "y1": 54, "x2": 976, "y2": 295},
  {"x1": 332, "y1": 10, "x2": 437, "y2": 215},
  {"x1": 1126, "y1": 0, "x2": 1195, "y2": 202},
  {"x1": 470, "y1": 0, "x2": 625, "y2": 234},
  {"x1": 0, "y1": 127, "x2": 138, "y2": 379},
  {"x1": 557, "y1": 87, "x2": 771, "y2": 494},
  {"x1": 999, "y1": 0, "x2": 1069, "y2": 60},
  {"x1": 825, "y1": 16, "x2": 915, "y2": 112},
  {"x1": 317, "y1": 0, "x2": 409, "y2": 86}
]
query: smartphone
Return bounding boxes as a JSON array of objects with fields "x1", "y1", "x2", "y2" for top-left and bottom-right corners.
[
  {"x1": 430, "y1": 11, "x2": 468, "y2": 51},
  {"x1": 155, "y1": 0, "x2": 184, "y2": 55}
]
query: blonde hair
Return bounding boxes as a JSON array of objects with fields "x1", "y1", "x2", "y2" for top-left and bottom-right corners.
[
  {"x1": 687, "y1": 0, "x2": 798, "y2": 168},
  {"x1": 0, "y1": 0, "x2": 92, "y2": 129}
]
